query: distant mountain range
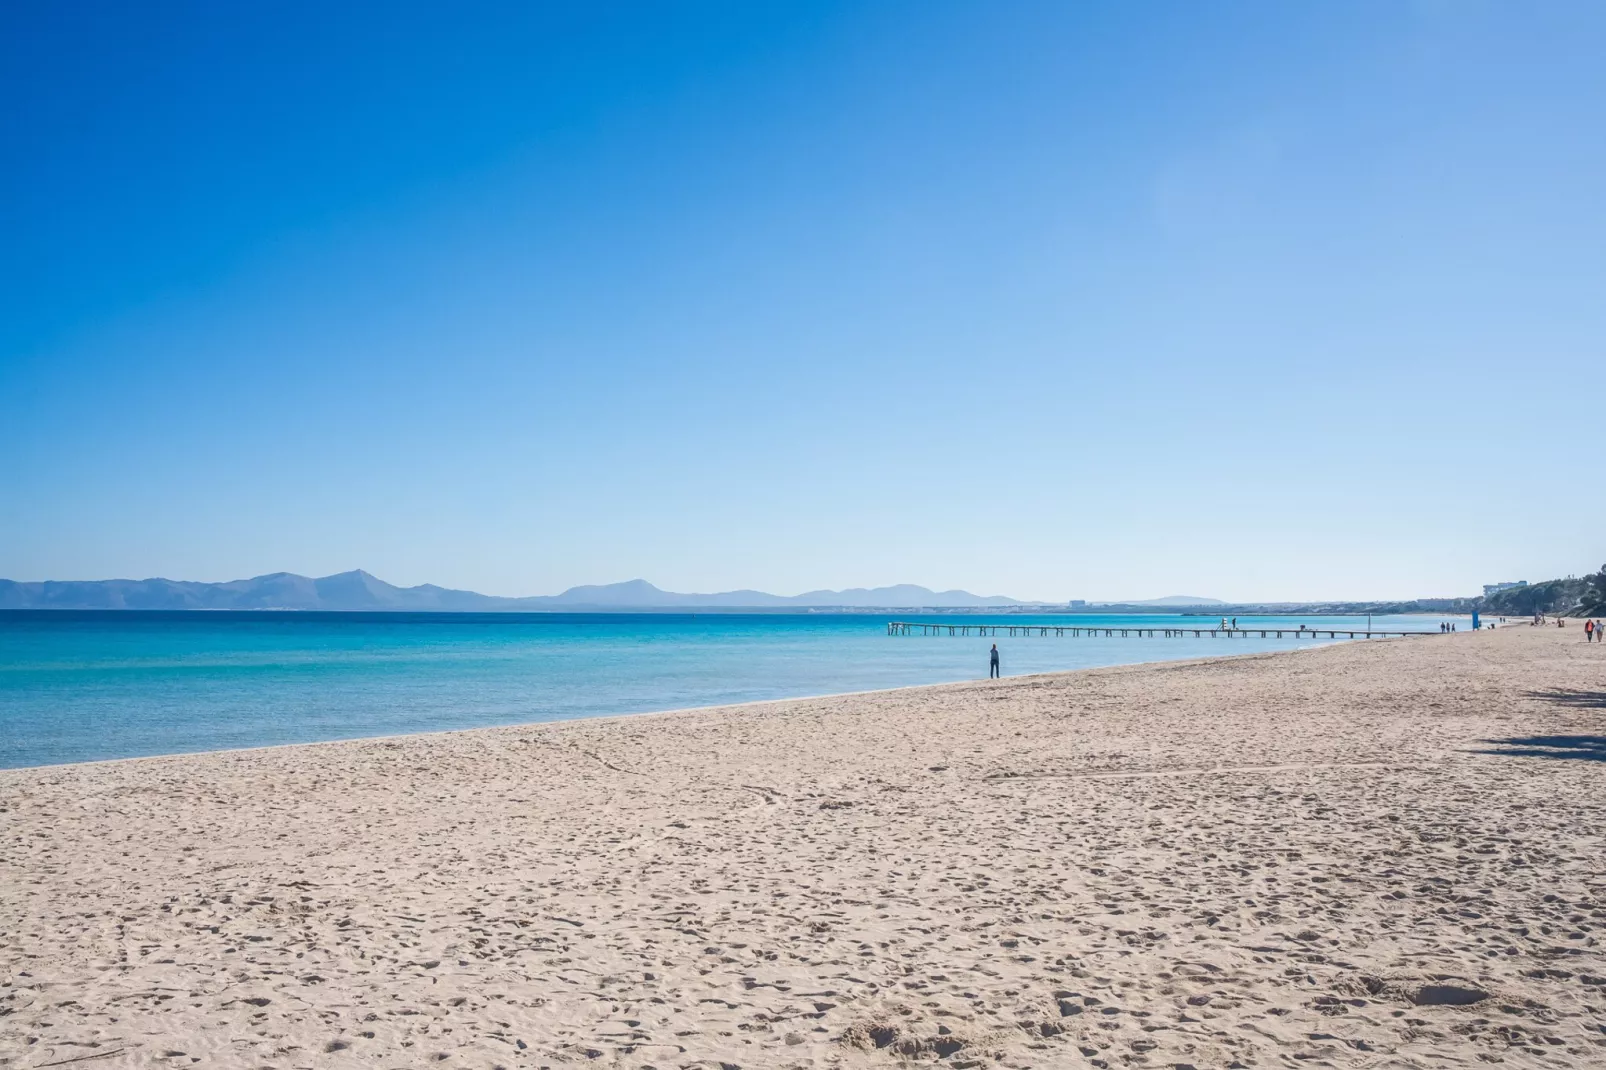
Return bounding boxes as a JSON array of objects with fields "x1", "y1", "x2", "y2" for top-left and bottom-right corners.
[
  {"x1": 0, "y1": 571, "x2": 1057, "y2": 611},
  {"x1": 1124, "y1": 595, "x2": 1226, "y2": 607}
]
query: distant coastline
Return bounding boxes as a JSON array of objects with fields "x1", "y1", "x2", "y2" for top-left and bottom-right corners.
[
  {"x1": 0, "y1": 567, "x2": 1484, "y2": 615},
  {"x1": 0, "y1": 569, "x2": 1216, "y2": 613},
  {"x1": 0, "y1": 571, "x2": 1022, "y2": 612}
]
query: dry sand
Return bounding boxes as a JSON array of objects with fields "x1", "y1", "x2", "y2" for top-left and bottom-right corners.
[{"x1": 4, "y1": 625, "x2": 1605, "y2": 1069}]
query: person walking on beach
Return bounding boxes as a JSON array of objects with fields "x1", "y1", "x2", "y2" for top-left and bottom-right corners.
[
  {"x1": 989, "y1": 643, "x2": 1000, "y2": 679},
  {"x1": 1587, "y1": 618, "x2": 1596, "y2": 643}
]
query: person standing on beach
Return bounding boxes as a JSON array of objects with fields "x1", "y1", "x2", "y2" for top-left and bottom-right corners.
[
  {"x1": 1587, "y1": 618, "x2": 1596, "y2": 643},
  {"x1": 989, "y1": 644, "x2": 1000, "y2": 679}
]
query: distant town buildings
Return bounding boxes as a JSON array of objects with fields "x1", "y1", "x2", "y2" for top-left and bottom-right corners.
[
  {"x1": 1067, "y1": 599, "x2": 1087, "y2": 608},
  {"x1": 1482, "y1": 581, "x2": 1528, "y2": 597}
]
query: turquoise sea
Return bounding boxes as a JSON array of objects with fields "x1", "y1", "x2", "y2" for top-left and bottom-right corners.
[{"x1": 0, "y1": 610, "x2": 1459, "y2": 769}]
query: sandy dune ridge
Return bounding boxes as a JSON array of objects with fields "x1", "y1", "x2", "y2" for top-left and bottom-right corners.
[{"x1": 3, "y1": 625, "x2": 1605, "y2": 1068}]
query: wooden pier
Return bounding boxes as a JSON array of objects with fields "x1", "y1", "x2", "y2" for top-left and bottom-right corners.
[{"x1": 886, "y1": 622, "x2": 1438, "y2": 640}]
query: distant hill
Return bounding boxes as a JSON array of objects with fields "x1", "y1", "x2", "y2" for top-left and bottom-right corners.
[
  {"x1": 1479, "y1": 566, "x2": 1605, "y2": 617},
  {"x1": 0, "y1": 571, "x2": 502, "y2": 611},
  {"x1": 0, "y1": 572, "x2": 1027, "y2": 611},
  {"x1": 1119, "y1": 595, "x2": 1226, "y2": 607}
]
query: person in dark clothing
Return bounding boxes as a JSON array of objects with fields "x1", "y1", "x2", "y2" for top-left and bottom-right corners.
[{"x1": 989, "y1": 644, "x2": 1000, "y2": 679}]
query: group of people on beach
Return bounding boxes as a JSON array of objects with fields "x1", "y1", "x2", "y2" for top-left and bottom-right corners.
[{"x1": 1522, "y1": 613, "x2": 1602, "y2": 640}]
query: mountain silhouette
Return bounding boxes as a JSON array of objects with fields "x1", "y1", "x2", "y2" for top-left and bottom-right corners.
[{"x1": 0, "y1": 572, "x2": 1030, "y2": 610}]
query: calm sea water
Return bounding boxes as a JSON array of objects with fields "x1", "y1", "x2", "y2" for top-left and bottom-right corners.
[{"x1": 0, "y1": 611, "x2": 1459, "y2": 769}]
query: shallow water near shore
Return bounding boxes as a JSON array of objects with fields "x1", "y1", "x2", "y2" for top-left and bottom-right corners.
[{"x1": 0, "y1": 610, "x2": 1458, "y2": 768}]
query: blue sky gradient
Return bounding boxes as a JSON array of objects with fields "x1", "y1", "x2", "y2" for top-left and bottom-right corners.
[{"x1": 4, "y1": 1, "x2": 1603, "y2": 601}]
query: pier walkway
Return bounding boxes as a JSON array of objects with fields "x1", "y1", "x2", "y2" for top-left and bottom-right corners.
[{"x1": 886, "y1": 621, "x2": 1438, "y2": 639}]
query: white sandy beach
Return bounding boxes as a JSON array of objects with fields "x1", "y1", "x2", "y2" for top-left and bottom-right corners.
[{"x1": 3, "y1": 625, "x2": 1604, "y2": 1069}]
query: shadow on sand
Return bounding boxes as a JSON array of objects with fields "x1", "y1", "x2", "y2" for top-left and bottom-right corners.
[
  {"x1": 1471, "y1": 691, "x2": 1606, "y2": 760},
  {"x1": 1523, "y1": 689, "x2": 1606, "y2": 710},
  {"x1": 1473, "y1": 735, "x2": 1606, "y2": 762}
]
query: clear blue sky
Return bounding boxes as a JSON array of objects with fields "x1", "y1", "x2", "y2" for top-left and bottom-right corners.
[{"x1": 3, "y1": 2, "x2": 1603, "y2": 602}]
